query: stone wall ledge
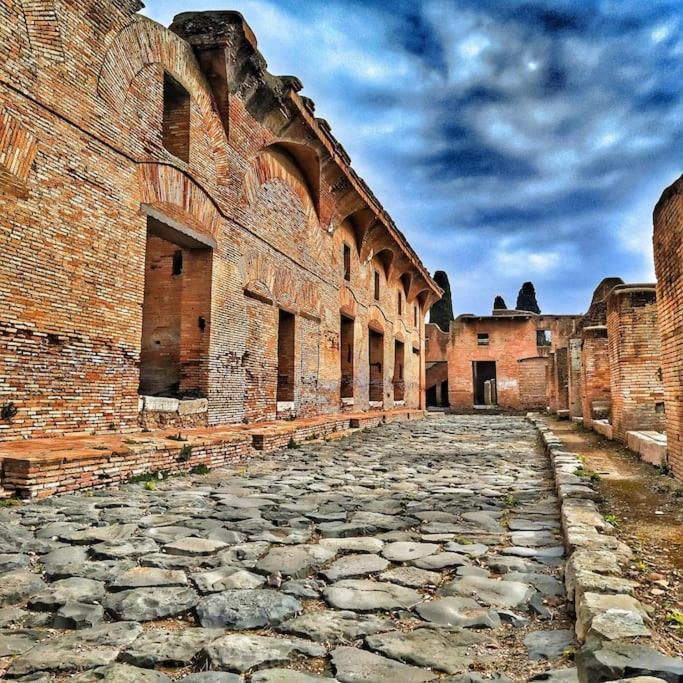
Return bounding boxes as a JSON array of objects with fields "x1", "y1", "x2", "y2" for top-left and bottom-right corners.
[
  {"x1": 626, "y1": 431, "x2": 667, "y2": 468},
  {"x1": 527, "y1": 414, "x2": 683, "y2": 683}
]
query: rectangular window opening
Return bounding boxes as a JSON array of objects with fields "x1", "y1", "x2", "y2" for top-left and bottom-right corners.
[
  {"x1": 537, "y1": 329, "x2": 552, "y2": 347},
  {"x1": 397, "y1": 292, "x2": 402, "y2": 316},
  {"x1": 374, "y1": 271, "x2": 380, "y2": 301},
  {"x1": 477, "y1": 333, "x2": 489, "y2": 346},
  {"x1": 163, "y1": 72, "x2": 191, "y2": 163},
  {"x1": 343, "y1": 244, "x2": 351, "y2": 281}
]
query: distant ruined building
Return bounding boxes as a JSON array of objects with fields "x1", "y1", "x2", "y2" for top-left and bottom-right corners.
[{"x1": 493, "y1": 295, "x2": 507, "y2": 310}]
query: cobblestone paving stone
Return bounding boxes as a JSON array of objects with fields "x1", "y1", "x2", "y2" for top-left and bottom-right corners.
[{"x1": 0, "y1": 415, "x2": 579, "y2": 682}]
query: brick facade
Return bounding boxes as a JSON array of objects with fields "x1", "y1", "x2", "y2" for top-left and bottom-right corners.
[
  {"x1": 425, "y1": 309, "x2": 580, "y2": 411},
  {"x1": 606, "y1": 284, "x2": 665, "y2": 443},
  {"x1": 653, "y1": 175, "x2": 683, "y2": 480},
  {"x1": 0, "y1": 4, "x2": 440, "y2": 442}
]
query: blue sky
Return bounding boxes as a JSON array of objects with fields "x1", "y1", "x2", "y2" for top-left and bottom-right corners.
[{"x1": 143, "y1": 0, "x2": 682, "y2": 315}]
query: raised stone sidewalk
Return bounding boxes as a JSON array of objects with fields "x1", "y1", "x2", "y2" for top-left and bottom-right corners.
[
  {"x1": 529, "y1": 414, "x2": 683, "y2": 682},
  {"x1": 0, "y1": 408, "x2": 424, "y2": 499}
]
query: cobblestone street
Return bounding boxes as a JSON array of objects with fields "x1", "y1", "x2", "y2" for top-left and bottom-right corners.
[{"x1": 0, "y1": 415, "x2": 577, "y2": 682}]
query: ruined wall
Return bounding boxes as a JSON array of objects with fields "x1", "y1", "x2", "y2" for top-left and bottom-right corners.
[
  {"x1": 653, "y1": 175, "x2": 683, "y2": 479},
  {"x1": 0, "y1": 2, "x2": 438, "y2": 439},
  {"x1": 580, "y1": 328, "x2": 612, "y2": 429},
  {"x1": 518, "y1": 357, "x2": 548, "y2": 410},
  {"x1": 607, "y1": 285, "x2": 665, "y2": 443},
  {"x1": 568, "y1": 339, "x2": 583, "y2": 417}
]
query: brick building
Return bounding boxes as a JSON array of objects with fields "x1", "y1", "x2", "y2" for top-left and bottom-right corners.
[
  {"x1": 0, "y1": 3, "x2": 440, "y2": 446},
  {"x1": 425, "y1": 301, "x2": 580, "y2": 411},
  {"x1": 653, "y1": 174, "x2": 683, "y2": 480}
]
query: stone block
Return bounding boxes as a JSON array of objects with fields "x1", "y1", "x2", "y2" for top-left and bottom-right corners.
[
  {"x1": 178, "y1": 399, "x2": 208, "y2": 415},
  {"x1": 576, "y1": 592, "x2": 647, "y2": 642},
  {"x1": 142, "y1": 397, "x2": 179, "y2": 413},
  {"x1": 592, "y1": 419, "x2": 613, "y2": 440}
]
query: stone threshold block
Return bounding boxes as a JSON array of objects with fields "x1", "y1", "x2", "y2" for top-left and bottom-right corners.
[
  {"x1": 626, "y1": 431, "x2": 667, "y2": 468},
  {"x1": 592, "y1": 419, "x2": 614, "y2": 440}
]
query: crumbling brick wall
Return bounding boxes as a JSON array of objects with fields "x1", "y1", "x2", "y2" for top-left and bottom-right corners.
[
  {"x1": 653, "y1": 174, "x2": 683, "y2": 480},
  {"x1": 0, "y1": 3, "x2": 440, "y2": 440},
  {"x1": 607, "y1": 285, "x2": 665, "y2": 443}
]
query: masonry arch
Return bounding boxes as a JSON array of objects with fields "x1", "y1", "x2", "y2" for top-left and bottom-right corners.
[
  {"x1": 97, "y1": 17, "x2": 227, "y2": 171},
  {"x1": 241, "y1": 143, "x2": 321, "y2": 226},
  {"x1": 138, "y1": 164, "x2": 222, "y2": 245}
]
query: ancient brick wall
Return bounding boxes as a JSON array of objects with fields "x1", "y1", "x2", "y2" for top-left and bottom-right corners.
[
  {"x1": 568, "y1": 338, "x2": 583, "y2": 418},
  {"x1": 607, "y1": 285, "x2": 665, "y2": 443},
  {"x1": 653, "y1": 175, "x2": 683, "y2": 479},
  {"x1": 0, "y1": 3, "x2": 439, "y2": 440},
  {"x1": 518, "y1": 357, "x2": 549, "y2": 410},
  {"x1": 580, "y1": 328, "x2": 612, "y2": 429}
]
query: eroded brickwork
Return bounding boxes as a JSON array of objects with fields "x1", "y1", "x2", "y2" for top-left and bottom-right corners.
[
  {"x1": 0, "y1": 3, "x2": 440, "y2": 440},
  {"x1": 607, "y1": 285, "x2": 665, "y2": 443},
  {"x1": 653, "y1": 175, "x2": 683, "y2": 480}
]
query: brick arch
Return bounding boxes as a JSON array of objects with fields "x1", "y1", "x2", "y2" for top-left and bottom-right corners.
[
  {"x1": 243, "y1": 253, "x2": 321, "y2": 318},
  {"x1": 138, "y1": 164, "x2": 222, "y2": 242},
  {"x1": 98, "y1": 17, "x2": 227, "y2": 170},
  {"x1": 240, "y1": 144, "x2": 319, "y2": 228}
]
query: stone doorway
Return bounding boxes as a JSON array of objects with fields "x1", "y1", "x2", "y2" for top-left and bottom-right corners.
[
  {"x1": 139, "y1": 216, "x2": 212, "y2": 399},
  {"x1": 473, "y1": 360, "x2": 497, "y2": 406},
  {"x1": 277, "y1": 309, "x2": 296, "y2": 404},
  {"x1": 369, "y1": 328, "x2": 384, "y2": 404},
  {"x1": 340, "y1": 314, "x2": 354, "y2": 401}
]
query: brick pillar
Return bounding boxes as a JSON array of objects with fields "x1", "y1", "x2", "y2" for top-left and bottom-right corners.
[
  {"x1": 653, "y1": 174, "x2": 683, "y2": 480},
  {"x1": 607, "y1": 285, "x2": 665, "y2": 443},
  {"x1": 568, "y1": 338, "x2": 583, "y2": 418}
]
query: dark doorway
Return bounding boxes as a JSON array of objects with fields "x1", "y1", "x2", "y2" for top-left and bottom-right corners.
[
  {"x1": 369, "y1": 328, "x2": 384, "y2": 402},
  {"x1": 139, "y1": 216, "x2": 212, "y2": 398},
  {"x1": 473, "y1": 361, "x2": 497, "y2": 405},
  {"x1": 277, "y1": 309, "x2": 295, "y2": 402},
  {"x1": 340, "y1": 314, "x2": 354, "y2": 399},
  {"x1": 393, "y1": 339, "x2": 405, "y2": 401}
]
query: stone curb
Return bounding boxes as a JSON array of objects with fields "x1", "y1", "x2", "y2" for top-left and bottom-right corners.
[{"x1": 526, "y1": 414, "x2": 683, "y2": 683}]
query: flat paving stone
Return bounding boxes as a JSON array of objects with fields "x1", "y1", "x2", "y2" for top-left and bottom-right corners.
[
  {"x1": 278, "y1": 610, "x2": 394, "y2": 644},
  {"x1": 323, "y1": 579, "x2": 422, "y2": 611},
  {"x1": 204, "y1": 634, "x2": 325, "y2": 673},
  {"x1": 196, "y1": 589, "x2": 302, "y2": 628},
  {"x1": 331, "y1": 646, "x2": 437, "y2": 683},
  {"x1": 104, "y1": 586, "x2": 198, "y2": 621}
]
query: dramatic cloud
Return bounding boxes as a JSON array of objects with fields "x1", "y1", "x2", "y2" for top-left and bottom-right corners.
[{"x1": 144, "y1": 0, "x2": 683, "y2": 314}]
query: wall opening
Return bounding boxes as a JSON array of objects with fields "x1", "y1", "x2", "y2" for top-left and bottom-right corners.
[
  {"x1": 473, "y1": 360, "x2": 497, "y2": 406},
  {"x1": 277, "y1": 309, "x2": 296, "y2": 402},
  {"x1": 537, "y1": 329, "x2": 552, "y2": 347},
  {"x1": 369, "y1": 328, "x2": 384, "y2": 402},
  {"x1": 162, "y1": 72, "x2": 191, "y2": 162},
  {"x1": 393, "y1": 339, "x2": 405, "y2": 401},
  {"x1": 477, "y1": 333, "x2": 489, "y2": 346},
  {"x1": 374, "y1": 271, "x2": 380, "y2": 301},
  {"x1": 340, "y1": 314, "x2": 354, "y2": 399},
  {"x1": 139, "y1": 216, "x2": 212, "y2": 398},
  {"x1": 343, "y1": 244, "x2": 351, "y2": 281},
  {"x1": 397, "y1": 291, "x2": 403, "y2": 316}
]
